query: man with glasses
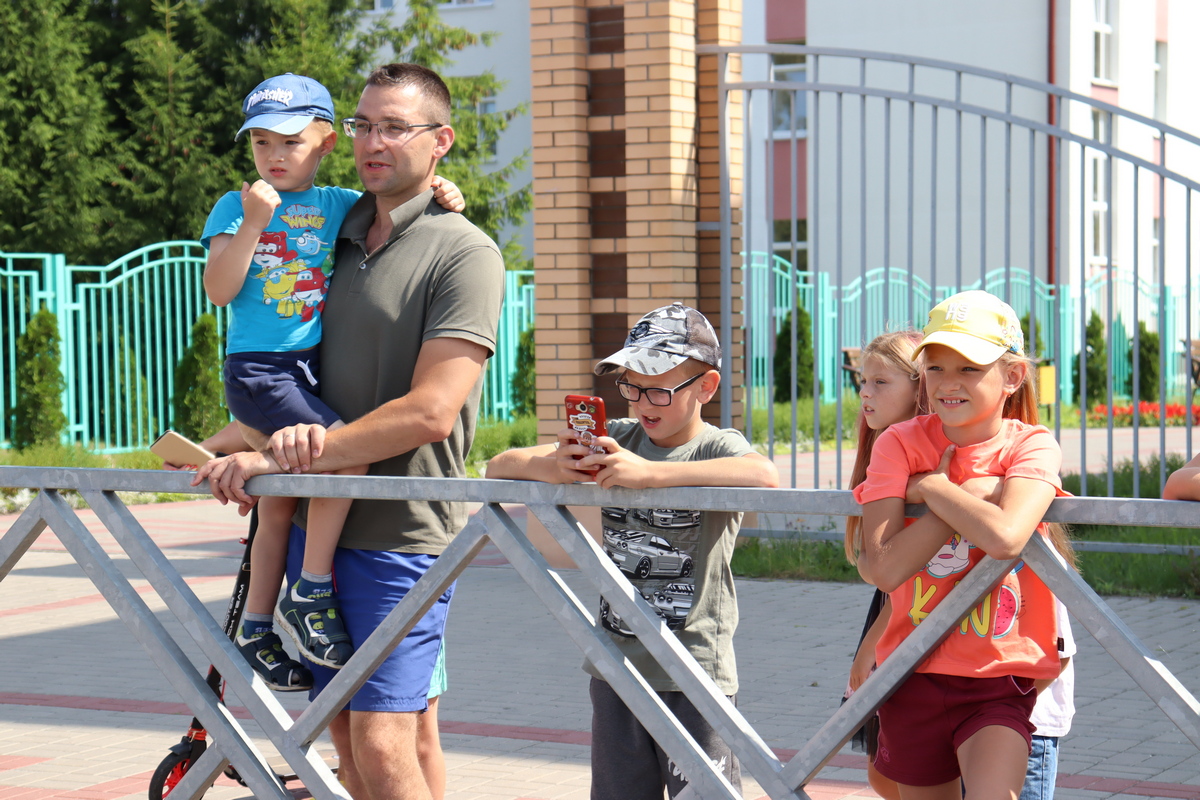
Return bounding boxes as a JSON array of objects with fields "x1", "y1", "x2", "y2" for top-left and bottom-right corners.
[
  {"x1": 199, "y1": 62, "x2": 504, "y2": 800},
  {"x1": 487, "y1": 303, "x2": 778, "y2": 800}
]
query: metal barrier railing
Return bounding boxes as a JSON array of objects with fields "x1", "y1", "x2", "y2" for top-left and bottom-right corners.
[{"x1": 1, "y1": 466, "x2": 1199, "y2": 799}]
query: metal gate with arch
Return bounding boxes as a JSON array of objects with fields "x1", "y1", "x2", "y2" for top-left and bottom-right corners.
[{"x1": 708, "y1": 44, "x2": 1200, "y2": 495}]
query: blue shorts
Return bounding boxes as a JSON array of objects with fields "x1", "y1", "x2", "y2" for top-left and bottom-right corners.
[
  {"x1": 286, "y1": 525, "x2": 454, "y2": 713},
  {"x1": 224, "y1": 348, "x2": 341, "y2": 435}
]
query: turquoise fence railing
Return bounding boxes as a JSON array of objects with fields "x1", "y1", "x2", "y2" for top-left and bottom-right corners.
[
  {"x1": 483, "y1": 270, "x2": 536, "y2": 421},
  {"x1": 1, "y1": 251, "x2": 60, "y2": 447},
  {"x1": 741, "y1": 253, "x2": 1200, "y2": 408},
  {"x1": 1, "y1": 243, "x2": 535, "y2": 453}
]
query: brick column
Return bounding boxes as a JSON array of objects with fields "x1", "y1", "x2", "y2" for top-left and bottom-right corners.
[
  {"x1": 531, "y1": 0, "x2": 592, "y2": 441},
  {"x1": 531, "y1": 0, "x2": 743, "y2": 438}
]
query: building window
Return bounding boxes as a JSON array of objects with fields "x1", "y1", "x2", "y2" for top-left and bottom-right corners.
[
  {"x1": 771, "y1": 54, "x2": 807, "y2": 137},
  {"x1": 1093, "y1": 0, "x2": 1115, "y2": 82},
  {"x1": 1151, "y1": 217, "x2": 1161, "y2": 270},
  {"x1": 772, "y1": 219, "x2": 808, "y2": 270},
  {"x1": 1086, "y1": 110, "x2": 1113, "y2": 272},
  {"x1": 1154, "y1": 42, "x2": 1168, "y2": 122}
]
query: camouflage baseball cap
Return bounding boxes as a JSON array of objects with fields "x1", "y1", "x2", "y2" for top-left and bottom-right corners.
[{"x1": 594, "y1": 303, "x2": 722, "y2": 376}]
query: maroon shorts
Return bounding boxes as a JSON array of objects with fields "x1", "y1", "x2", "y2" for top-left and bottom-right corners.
[{"x1": 874, "y1": 672, "x2": 1036, "y2": 786}]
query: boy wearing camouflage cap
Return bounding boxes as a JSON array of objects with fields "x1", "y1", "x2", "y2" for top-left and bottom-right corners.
[{"x1": 488, "y1": 302, "x2": 778, "y2": 799}]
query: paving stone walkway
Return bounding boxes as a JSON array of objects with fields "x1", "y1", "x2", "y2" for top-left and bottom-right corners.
[{"x1": 1, "y1": 498, "x2": 1199, "y2": 799}]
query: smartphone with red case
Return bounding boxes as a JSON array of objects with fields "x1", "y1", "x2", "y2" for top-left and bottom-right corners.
[{"x1": 565, "y1": 395, "x2": 608, "y2": 465}]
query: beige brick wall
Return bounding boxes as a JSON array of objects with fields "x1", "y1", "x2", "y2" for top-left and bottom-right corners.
[{"x1": 531, "y1": 0, "x2": 743, "y2": 440}]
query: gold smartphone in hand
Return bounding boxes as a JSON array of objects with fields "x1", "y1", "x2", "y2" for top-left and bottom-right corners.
[{"x1": 150, "y1": 430, "x2": 214, "y2": 468}]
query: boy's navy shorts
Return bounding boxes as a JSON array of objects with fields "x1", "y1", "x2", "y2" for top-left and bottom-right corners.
[
  {"x1": 286, "y1": 524, "x2": 454, "y2": 713},
  {"x1": 223, "y1": 348, "x2": 341, "y2": 435}
]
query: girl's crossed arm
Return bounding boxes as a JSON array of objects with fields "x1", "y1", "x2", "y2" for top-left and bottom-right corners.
[{"x1": 908, "y1": 445, "x2": 1056, "y2": 561}]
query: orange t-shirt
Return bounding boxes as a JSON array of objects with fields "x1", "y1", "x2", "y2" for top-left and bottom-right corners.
[{"x1": 852, "y1": 414, "x2": 1067, "y2": 680}]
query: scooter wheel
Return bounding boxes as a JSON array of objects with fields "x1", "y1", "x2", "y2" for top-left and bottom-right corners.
[{"x1": 148, "y1": 752, "x2": 190, "y2": 800}]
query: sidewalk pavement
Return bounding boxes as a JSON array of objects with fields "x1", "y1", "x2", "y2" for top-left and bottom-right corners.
[{"x1": 2, "y1": 497, "x2": 1200, "y2": 799}]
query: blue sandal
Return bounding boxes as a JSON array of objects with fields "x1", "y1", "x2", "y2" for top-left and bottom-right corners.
[
  {"x1": 235, "y1": 630, "x2": 312, "y2": 691},
  {"x1": 275, "y1": 584, "x2": 355, "y2": 668}
]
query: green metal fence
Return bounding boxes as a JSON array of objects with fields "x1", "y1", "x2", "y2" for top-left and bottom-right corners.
[
  {"x1": 742, "y1": 252, "x2": 1200, "y2": 406},
  {"x1": 0, "y1": 243, "x2": 535, "y2": 453}
]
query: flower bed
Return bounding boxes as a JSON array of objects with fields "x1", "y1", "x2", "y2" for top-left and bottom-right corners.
[{"x1": 1088, "y1": 402, "x2": 1200, "y2": 426}]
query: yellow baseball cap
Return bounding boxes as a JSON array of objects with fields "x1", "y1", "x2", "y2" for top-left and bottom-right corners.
[{"x1": 912, "y1": 290, "x2": 1025, "y2": 365}]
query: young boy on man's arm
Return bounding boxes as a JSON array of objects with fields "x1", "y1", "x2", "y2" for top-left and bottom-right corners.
[{"x1": 487, "y1": 303, "x2": 777, "y2": 800}]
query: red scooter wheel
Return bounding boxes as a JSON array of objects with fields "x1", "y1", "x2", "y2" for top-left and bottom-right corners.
[{"x1": 148, "y1": 752, "x2": 189, "y2": 800}]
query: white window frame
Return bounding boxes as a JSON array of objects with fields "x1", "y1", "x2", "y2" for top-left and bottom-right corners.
[
  {"x1": 1093, "y1": 0, "x2": 1116, "y2": 83},
  {"x1": 1154, "y1": 41, "x2": 1168, "y2": 122},
  {"x1": 1086, "y1": 110, "x2": 1114, "y2": 274},
  {"x1": 770, "y1": 56, "x2": 807, "y2": 139}
]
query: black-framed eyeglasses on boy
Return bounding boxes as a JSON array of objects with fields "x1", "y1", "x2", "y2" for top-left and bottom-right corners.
[{"x1": 616, "y1": 372, "x2": 704, "y2": 406}]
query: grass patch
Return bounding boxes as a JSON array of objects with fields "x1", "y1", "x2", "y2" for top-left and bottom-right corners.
[
  {"x1": 731, "y1": 452, "x2": 1200, "y2": 598},
  {"x1": 0, "y1": 442, "x2": 197, "y2": 511},
  {"x1": 731, "y1": 537, "x2": 861, "y2": 582},
  {"x1": 1060, "y1": 453, "x2": 1200, "y2": 597},
  {"x1": 748, "y1": 396, "x2": 862, "y2": 448}
]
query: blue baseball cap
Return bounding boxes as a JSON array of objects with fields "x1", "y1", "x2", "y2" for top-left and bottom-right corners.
[{"x1": 235, "y1": 73, "x2": 335, "y2": 140}]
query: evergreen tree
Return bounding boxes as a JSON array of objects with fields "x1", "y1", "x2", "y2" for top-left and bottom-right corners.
[
  {"x1": 379, "y1": 0, "x2": 532, "y2": 266},
  {"x1": 511, "y1": 326, "x2": 535, "y2": 417},
  {"x1": 773, "y1": 299, "x2": 814, "y2": 403},
  {"x1": 1019, "y1": 313, "x2": 1044, "y2": 360},
  {"x1": 1073, "y1": 310, "x2": 1108, "y2": 408},
  {"x1": 110, "y1": 0, "x2": 235, "y2": 252},
  {"x1": 1135, "y1": 320, "x2": 1160, "y2": 403},
  {"x1": 173, "y1": 314, "x2": 227, "y2": 441},
  {"x1": 9, "y1": 308, "x2": 67, "y2": 450},
  {"x1": 0, "y1": 0, "x2": 117, "y2": 262}
]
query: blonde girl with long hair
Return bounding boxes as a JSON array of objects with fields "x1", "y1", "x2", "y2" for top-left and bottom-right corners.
[{"x1": 842, "y1": 330, "x2": 927, "y2": 800}]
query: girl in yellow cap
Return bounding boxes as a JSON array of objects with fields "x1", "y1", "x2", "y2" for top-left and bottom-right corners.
[{"x1": 853, "y1": 290, "x2": 1075, "y2": 800}]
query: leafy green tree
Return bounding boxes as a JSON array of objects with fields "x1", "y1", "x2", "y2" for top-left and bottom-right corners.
[
  {"x1": 773, "y1": 299, "x2": 814, "y2": 403},
  {"x1": 0, "y1": 0, "x2": 116, "y2": 262},
  {"x1": 1073, "y1": 310, "x2": 1108, "y2": 408},
  {"x1": 379, "y1": 0, "x2": 532, "y2": 266},
  {"x1": 9, "y1": 308, "x2": 67, "y2": 449},
  {"x1": 1, "y1": 0, "x2": 529, "y2": 265},
  {"x1": 173, "y1": 314, "x2": 227, "y2": 441}
]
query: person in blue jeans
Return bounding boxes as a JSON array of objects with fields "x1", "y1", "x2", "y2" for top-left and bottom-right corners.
[{"x1": 1021, "y1": 596, "x2": 1076, "y2": 800}]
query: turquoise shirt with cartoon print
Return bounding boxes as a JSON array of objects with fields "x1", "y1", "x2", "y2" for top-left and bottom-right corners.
[{"x1": 201, "y1": 185, "x2": 360, "y2": 354}]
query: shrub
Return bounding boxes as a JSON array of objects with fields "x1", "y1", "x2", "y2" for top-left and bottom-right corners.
[
  {"x1": 1072, "y1": 310, "x2": 1107, "y2": 407},
  {"x1": 1134, "y1": 321, "x2": 1160, "y2": 402},
  {"x1": 469, "y1": 414, "x2": 537, "y2": 468},
  {"x1": 9, "y1": 308, "x2": 67, "y2": 449},
  {"x1": 773, "y1": 302, "x2": 815, "y2": 404},
  {"x1": 173, "y1": 314, "x2": 226, "y2": 441}
]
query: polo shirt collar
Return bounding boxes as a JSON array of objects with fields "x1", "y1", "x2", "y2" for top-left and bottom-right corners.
[{"x1": 341, "y1": 188, "x2": 436, "y2": 251}]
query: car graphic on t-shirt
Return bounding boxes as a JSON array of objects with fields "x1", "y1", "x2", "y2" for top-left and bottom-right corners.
[
  {"x1": 599, "y1": 584, "x2": 692, "y2": 636},
  {"x1": 602, "y1": 527, "x2": 694, "y2": 579},
  {"x1": 631, "y1": 508, "x2": 702, "y2": 529}
]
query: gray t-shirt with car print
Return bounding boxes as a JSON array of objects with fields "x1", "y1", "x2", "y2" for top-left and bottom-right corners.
[{"x1": 583, "y1": 419, "x2": 754, "y2": 695}]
